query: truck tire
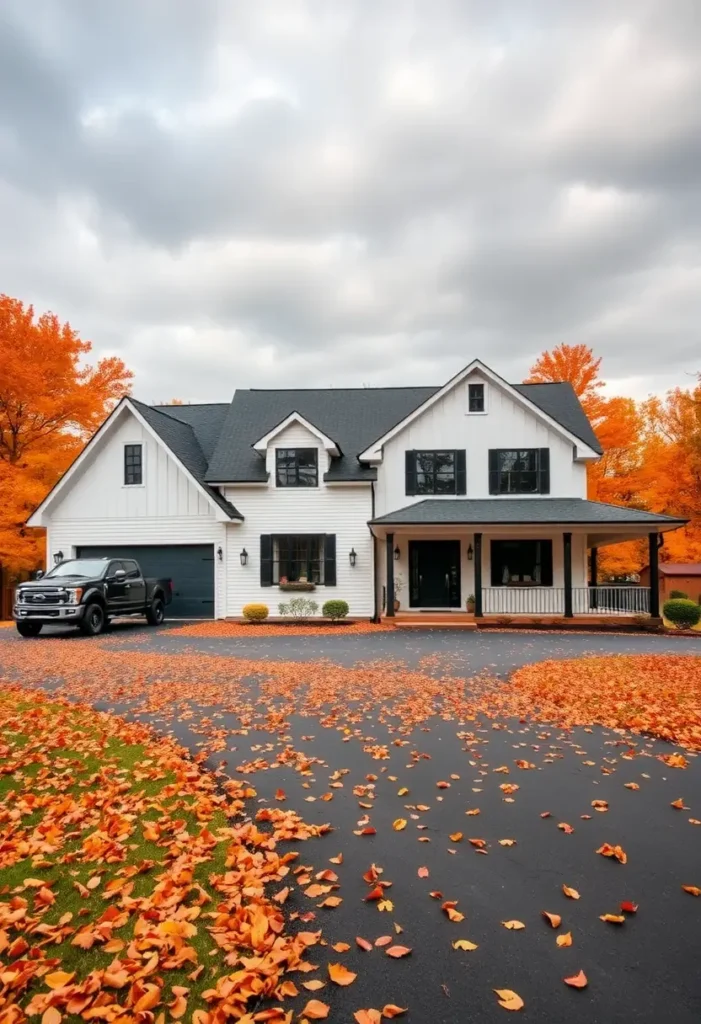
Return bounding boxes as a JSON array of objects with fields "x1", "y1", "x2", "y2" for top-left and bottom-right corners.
[
  {"x1": 16, "y1": 621, "x2": 42, "y2": 638},
  {"x1": 146, "y1": 596, "x2": 166, "y2": 626},
  {"x1": 79, "y1": 602, "x2": 105, "y2": 636}
]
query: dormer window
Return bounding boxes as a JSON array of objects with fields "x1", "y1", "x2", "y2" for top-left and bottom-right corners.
[
  {"x1": 468, "y1": 383, "x2": 485, "y2": 412},
  {"x1": 276, "y1": 448, "x2": 318, "y2": 487}
]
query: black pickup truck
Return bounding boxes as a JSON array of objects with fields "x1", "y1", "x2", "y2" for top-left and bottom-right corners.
[{"x1": 13, "y1": 557, "x2": 172, "y2": 637}]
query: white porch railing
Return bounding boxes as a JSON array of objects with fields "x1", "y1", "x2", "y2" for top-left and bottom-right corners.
[{"x1": 481, "y1": 586, "x2": 650, "y2": 616}]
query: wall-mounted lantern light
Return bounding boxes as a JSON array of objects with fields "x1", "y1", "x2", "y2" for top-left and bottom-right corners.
[
  {"x1": 217, "y1": 546, "x2": 223, "y2": 562},
  {"x1": 53, "y1": 551, "x2": 64, "y2": 565},
  {"x1": 394, "y1": 545, "x2": 400, "y2": 561},
  {"x1": 240, "y1": 548, "x2": 248, "y2": 566},
  {"x1": 349, "y1": 548, "x2": 357, "y2": 567},
  {"x1": 467, "y1": 544, "x2": 473, "y2": 561}
]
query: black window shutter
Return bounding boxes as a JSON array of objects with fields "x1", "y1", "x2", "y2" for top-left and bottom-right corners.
[
  {"x1": 490, "y1": 540, "x2": 502, "y2": 586},
  {"x1": 405, "y1": 451, "x2": 416, "y2": 495},
  {"x1": 260, "y1": 535, "x2": 273, "y2": 587},
  {"x1": 455, "y1": 450, "x2": 466, "y2": 494},
  {"x1": 324, "y1": 534, "x2": 337, "y2": 586},
  {"x1": 538, "y1": 448, "x2": 550, "y2": 494},
  {"x1": 488, "y1": 450, "x2": 499, "y2": 494}
]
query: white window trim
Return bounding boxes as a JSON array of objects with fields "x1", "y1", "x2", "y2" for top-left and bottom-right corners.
[
  {"x1": 122, "y1": 441, "x2": 146, "y2": 489},
  {"x1": 274, "y1": 446, "x2": 320, "y2": 489}
]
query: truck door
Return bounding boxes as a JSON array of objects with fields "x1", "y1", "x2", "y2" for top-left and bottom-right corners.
[{"x1": 123, "y1": 560, "x2": 147, "y2": 611}]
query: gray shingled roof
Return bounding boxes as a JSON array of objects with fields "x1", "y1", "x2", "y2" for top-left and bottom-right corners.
[
  {"x1": 205, "y1": 387, "x2": 438, "y2": 482},
  {"x1": 371, "y1": 498, "x2": 687, "y2": 526},
  {"x1": 512, "y1": 383, "x2": 601, "y2": 453},
  {"x1": 130, "y1": 400, "x2": 242, "y2": 519},
  {"x1": 203, "y1": 381, "x2": 600, "y2": 483}
]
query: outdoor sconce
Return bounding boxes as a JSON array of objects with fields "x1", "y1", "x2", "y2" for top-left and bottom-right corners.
[
  {"x1": 53, "y1": 551, "x2": 64, "y2": 565},
  {"x1": 467, "y1": 544, "x2": 473, "y2": 561},
  {"x1": 349, "y1": 548, "x2": 357, "y2": 567},
  {"x1": 240, "y1": 548, "x2": 248, "y2": 566},
  {"x1": 217, "y1": 546, "x2": 223, "y2": 562},
  {"x1": 394, "y1": 545, "x2": 400, "y2": 561}
]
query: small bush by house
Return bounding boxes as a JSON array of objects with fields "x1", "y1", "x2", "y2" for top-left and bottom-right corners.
[
  {"x1": 242, "y1": 602, "x2": 269, "y2": 622},
  {"x1": 278, "y1": 597, "x2": 319, "y2": 621},
  {"x1": 663, "y1": 598, "x2": 701, "y2": 629},
  {"x1": 322, "y1": 599, "x2": 349, "y2": 621},
  {"x1": 669, "y1": 589, "x2": 688, "y2": 600}
]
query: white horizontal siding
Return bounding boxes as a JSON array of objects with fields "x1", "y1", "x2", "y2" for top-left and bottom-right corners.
[
  {"x1": 375, "y1": 372, "x2": 587, "y2": 517},
  {"x1": 223, "y1": 486, "x2": 374, "y2": 617},
  {"x1": 51, "y1": 413, "x2": 212, "y2": 520}
]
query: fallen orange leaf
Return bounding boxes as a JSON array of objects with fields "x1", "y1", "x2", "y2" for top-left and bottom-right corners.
[
  {"x1": 562, "y1": 885, "x2": 580, "y2": 900},
  {"x1": 328, "y1": 963, "x2": 357, "y2": 986},
  {"x1": 303, "y1": 980, "x2": 327, "y2": 992},
  {"x1": 542, "y1": 912, "x2": 561, "y2": 928},
  {"x1": 556, "y1": 932, "x2": 573, "y2": 947},
  {"x1": 385, "y1": 945, "x2": 412, "y2": 958},
  {"x1": 418, "y1": 866, "x2": 429, "y2": 878},
  {"x1": 682, "y1": 885, "x2": 701, "y2": 896},
  {"x1": 494, "y1": 988, "x2": 524, "y2": 1011},
  {"x1": 303, "y1": 1000, "x2": 331, "y2": 1019},
  {"x1": 393, "y1": 818, "x2": 407, "y2": 831},
  {"x1": 502, "y1": 920, "x2": 525, "y2": 930},
  {"x1": 620, "y1": 901, "x2": 638, "y2": 913},
  {"x1": 600, "y1": 913, "x2": 625, "y2": 924},
  {"x1": 596, "y1": 843, "x2": 627, "y2": 864},
  {"x1": 452, "y1": 939, "x2": 478, "y2": 951},
  {"x1": 354, "y1": 1011, "x2": 382, "y2": 1024},
  {"x1": 356, "y1": 936, "x2": 373, "y2": 951},
  {"x1": 564, "y1": 970, "x2": 588, "y2": 989},
  {"x1": 381, "y1": 1006, "x2": 408, "y2": 1018}
]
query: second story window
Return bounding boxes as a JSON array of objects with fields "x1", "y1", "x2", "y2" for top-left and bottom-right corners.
[
  {"x1": 468, "y1": 383, "x2": 485, "y2": 412},
  {"x1": 489, "y1": 448, "x2": 550, "y2": 494},
  {"x1": 276, "y1": 448, "x2": 318, "y2": 487},
  {"x1": 124, "y1": 444, "x2": 143, "y2": 485},
  {"x1": 406, "y1": 450, "x2": 466, "y2": 495}
]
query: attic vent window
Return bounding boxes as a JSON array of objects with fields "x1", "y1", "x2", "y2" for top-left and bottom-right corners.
[{"x1": 468, "y1": 383, "x2": 485, "y2": 413}]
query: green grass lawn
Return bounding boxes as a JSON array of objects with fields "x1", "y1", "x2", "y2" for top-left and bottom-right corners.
[{"x1": 0, "y1": 687, "x2": 323, "y2": 1023}]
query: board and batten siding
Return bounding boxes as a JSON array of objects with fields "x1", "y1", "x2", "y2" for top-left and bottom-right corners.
[
  {"x1": 223, "y1": 421, "x2": 374, "y2": 617},
  {"x1": 45, "y1": 410, "x2": 227, "y2": 615},
  {"x1": 374, "y1": 372, "x2": 587, "y2": 518},
  {"x1": 50, "y1": 414, "x2": 213, "y2": 521}
]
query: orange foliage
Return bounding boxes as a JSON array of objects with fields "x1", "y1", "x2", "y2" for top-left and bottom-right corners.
[
  {"x1": 0, "y1": 295, "x2": 133, "y2": 574},
  {"x1": 526, "y1": 344, "x2": 701, "y2": 576}
]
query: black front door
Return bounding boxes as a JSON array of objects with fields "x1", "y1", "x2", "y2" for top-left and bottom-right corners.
[{"x1": 409, "y1": 540, "x2": 461, "y2": 608}]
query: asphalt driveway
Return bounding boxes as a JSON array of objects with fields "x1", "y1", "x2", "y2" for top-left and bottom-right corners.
[{"x1": 1, "y1": 624, "x2": 699, "y2": 1022}]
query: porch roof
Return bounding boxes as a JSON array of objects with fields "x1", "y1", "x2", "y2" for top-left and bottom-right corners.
[{"x1": 370, "y1": 498, "x2": 687, "y2": 528}]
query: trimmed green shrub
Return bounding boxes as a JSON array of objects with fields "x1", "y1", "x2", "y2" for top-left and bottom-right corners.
[
  {"x1": 278, "y1": 597, "x2": 319, "y2": 621},
  {"x1": 322, "y1": 599, "x2": 349, "y2": 621},
  {"x1": 663, "y1": 598, "x2": 701, "y2": 629},
  {"x1": 669, "y1": 589, "x2": 688, "y2": 600},
  {"x1": 242, "y1": 603, "x2": 269, "y2": 622}
]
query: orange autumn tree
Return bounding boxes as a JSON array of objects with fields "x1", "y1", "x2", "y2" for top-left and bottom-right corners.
[
  {"x1": 0, "y1": 295, "x2": 133, "y2": 575},
  {"x1": 525, "y1": 343, "x2": 647, "y2": 577}
]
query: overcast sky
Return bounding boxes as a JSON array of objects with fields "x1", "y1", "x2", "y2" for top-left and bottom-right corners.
[{"x1": 1, "y1": 1, "x2": 700, "y2": 403}]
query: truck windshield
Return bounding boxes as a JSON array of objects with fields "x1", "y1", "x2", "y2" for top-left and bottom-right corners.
[{"x1": 46, "y1": 559, "x2": 110, "y2": 578}]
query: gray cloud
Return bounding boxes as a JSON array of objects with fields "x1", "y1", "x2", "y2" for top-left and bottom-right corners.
[{"x1": 1, "y1": 0, "x2": 701, "y2": 402}]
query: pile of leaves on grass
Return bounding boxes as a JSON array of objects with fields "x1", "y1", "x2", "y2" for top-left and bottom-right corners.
[
  {"x1": 511, "y1": 654, "x2": 701, "y2": 751},
  {"x1": 0, "y1": 687, "x2": 332, "y2": 1023}
]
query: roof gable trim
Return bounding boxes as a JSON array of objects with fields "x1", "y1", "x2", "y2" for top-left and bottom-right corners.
[
  {"x1": 358, "y1": 359, "x2": 600, "y2": 461},
  {"x1": 252, "y1": 411, "x2": 341, "y2": 455}
]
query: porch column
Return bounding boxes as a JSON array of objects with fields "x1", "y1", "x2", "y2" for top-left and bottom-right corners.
[
  {"x1": 386, "y1": 533, "x2": 395, "y2": 618},
  {"x1": 474, "y1": 532, "x2": 483, "y2": 617},
  {"x1": 563, "y1": 532, "x2": 573, "y2": 618},
  {"x1": 648, "y1": 532, "x2": 660, "y2": 618},
  {"x1": 589, "y1": 547, "x2": 598, "y2": 610}
]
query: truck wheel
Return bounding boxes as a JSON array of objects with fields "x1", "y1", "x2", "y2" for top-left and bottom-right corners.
[
  {"x1": 16, "y1": 621, "x2": 42, "y2": 638},
  {"x1": 146, "y1": 596, "x2": 165, "y2": 626},
  {"x1": 79, "y1": 602, "x2": 105, "y2": 636}
]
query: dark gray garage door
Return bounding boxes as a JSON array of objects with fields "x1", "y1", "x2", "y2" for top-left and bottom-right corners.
[{"x1": 76, "y1": 545, "x2": 215, "y2": 618}]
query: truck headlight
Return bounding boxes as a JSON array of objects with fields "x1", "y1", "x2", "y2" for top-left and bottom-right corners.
[
  {"x1": 66, "y1": 588, "x2": 83, "y2": 605},
  {"x1": 15, "y1": 589, "x2": 25, "y2": 604}
]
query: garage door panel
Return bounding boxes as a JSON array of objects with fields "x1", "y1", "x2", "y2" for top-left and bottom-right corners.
[{"x1": 76, "y1": 545, "x2": 214, "y2": 618}]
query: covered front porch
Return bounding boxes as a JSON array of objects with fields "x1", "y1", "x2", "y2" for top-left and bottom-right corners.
[{"x1": 369, "y1": 498, "x2": 687, "y2": 622}]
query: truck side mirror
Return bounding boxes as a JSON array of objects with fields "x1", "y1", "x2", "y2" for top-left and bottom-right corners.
[
  {"x1": 35, "y1": 570, "x2": 45, "y2": 580},
  {"x1": 113, "y1": 569, "x2": 127, "y2": 580}
]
